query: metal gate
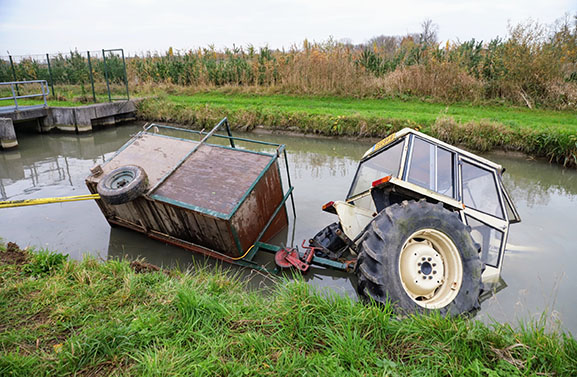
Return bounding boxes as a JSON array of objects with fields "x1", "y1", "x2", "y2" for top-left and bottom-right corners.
[{"x1": 102, "y1": 49, "x2": 130, "y2": 102}]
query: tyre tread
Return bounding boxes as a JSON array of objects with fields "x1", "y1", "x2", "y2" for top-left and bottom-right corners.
[{"x1": 354, "y1": 200, "x2": 483, "y2": 316}]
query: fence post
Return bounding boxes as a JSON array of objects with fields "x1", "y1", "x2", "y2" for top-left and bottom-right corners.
[
  {"x1": 42, "y1": 81, "x2": 47, "y2": 108},
  {"x1": 102, "y1": 49, "x2": 112, "y2": 102},
  {"x1": 87, "y1": 51, "x2": 97, "y2": 103},
  {"x1": 46, "y1": 53, "x2": 55, "y2": 98},
  {"x1": 10, "y1": 83, "x2": 18, "y2": 110},
  {"x1": 121, "y1": 49, "x2": 130, "y2": 100},
  {"x1": 8, "y1": 55, "x2": 19, "y2": 96}
]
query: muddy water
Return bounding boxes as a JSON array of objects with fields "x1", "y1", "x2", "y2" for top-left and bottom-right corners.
[{"x1": 1, "y1": 123, "x2": 576, "y2": 334}]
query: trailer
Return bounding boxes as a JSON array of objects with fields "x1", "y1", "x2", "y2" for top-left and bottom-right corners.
[{"x1": 86, "y1": 118, "x2": 349, "y2": 272}]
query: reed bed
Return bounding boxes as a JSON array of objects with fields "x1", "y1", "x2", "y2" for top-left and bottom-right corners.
[
  {"x1": 131, "y1": 16, "x2": 577, "y2": 108},
  {"x1": 2, "y1": 15, "x2": 576, "y2": 109}
]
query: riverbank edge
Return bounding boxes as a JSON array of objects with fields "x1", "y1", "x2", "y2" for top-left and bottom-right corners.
[
  {"x1": 136, "y1": 96, "x2": 577, "y2": 168},
  {"x1": 1, "y1": 243, "x2": 576, "y2": 376}
]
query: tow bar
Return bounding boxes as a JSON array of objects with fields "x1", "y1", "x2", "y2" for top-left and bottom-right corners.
[
  {"x1": 275, "y1": 248, "x2": 313, "y2": 272},
  {"x1": 274, "y1": 241, "x2": 351, "y2": 272}
]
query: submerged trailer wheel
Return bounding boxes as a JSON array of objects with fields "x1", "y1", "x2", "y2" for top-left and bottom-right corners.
[
  {"x1": 97, "y1": 165, "x2": 148, "y2": 205},
  {"x1": 355, "y1": 200, "x2": 483, "y2": 316}
]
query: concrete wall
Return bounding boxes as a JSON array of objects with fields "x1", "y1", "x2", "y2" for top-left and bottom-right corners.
[
  {"x1": 42, "y1": 101, "x2": 137, "y2": 133},
  {"x1": 0, "y1": 118, "x2": 18, "y2": 150},
  {"x1": 1, "y1": 100, "x2": 137, "y2": 150},
  {"x1": 0, "y1": 108, "x2": 48, "y2": 123}
]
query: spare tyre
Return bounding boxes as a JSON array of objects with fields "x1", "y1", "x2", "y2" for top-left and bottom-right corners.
[
  {"x1": 97, "y1": 165, "x2": 148, "y2": 205},
  {"x1": 355, "y1": 200, "x2": 483, "y2": 316}
]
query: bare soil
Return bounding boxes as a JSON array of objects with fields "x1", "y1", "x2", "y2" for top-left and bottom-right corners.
[
  {"x1": 130, "y1": 260, "x2": 160, "y2": 274},
  {"x1": 0, "y1": 242, "x2": 30, "y2": 265}
]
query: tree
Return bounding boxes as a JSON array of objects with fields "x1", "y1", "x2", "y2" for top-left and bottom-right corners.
[{"x1": 419, "y1": 19, "x2": 439, "y2": 46}]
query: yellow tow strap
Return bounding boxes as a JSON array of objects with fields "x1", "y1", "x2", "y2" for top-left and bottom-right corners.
[{"x1": 0, "y1": 194, "x2": 101, "y2": 208}]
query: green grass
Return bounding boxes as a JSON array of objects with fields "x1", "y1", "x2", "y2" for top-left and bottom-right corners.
[
  {"x1": 137, "y1": 91, "x2": 577, "y2": 167},
  {"x1": 165, "y1": 92, "x2": 577, "y2": 134},
  {"x1": 0, "y1": 98, "x2": 78, "y2": 108},
  {"x1": 1, "y1": 244, "x2": 576, "y2": 376},
  {"x1": 0, "y1": 96, "x2": 116, "y2": 109},
  {"x1": 9, "y1": 90, "x2": 575, "y2": 132}
]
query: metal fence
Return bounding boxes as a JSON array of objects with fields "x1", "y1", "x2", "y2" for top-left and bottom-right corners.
[
  {"x1": 0, "y1": 80, "x2": 50, "y2": 112},
  {"x1": 0, "y1": 49, "x2": 129, "y2": 103}
]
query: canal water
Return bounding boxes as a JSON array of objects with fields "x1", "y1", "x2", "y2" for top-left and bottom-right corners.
[{"x1": 1, "y1": 123, "x2": 576, "y2": 334}]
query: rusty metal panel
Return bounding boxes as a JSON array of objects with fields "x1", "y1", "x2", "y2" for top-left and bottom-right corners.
[
  {"x1": 138, "y1": 199, "x2": 164, "y2": 231},
  {"x1": 262, "y1": 207, "x2": 289, "y2": 242},
  {"x1": 140, "y1": 199, "x2": 169, "y2": 235},
  {"x1": 154, "y1": 144, "x2": 272, "y2": 216},
  {"x1": 157, "y1": 202, "x2": 189, "y2": 238},
  {"x1": 150, "y1": 201, "x2": 236, "y2": 255},
  {"x1": 179, "y1": 209, "x2": 203, "y2": 241},
  {"x1": 214, "y1": 219, "x2": 238, "y2": 255},
  {"x1": 231, "y1": 161, "x2": 288, "y2": 251}
]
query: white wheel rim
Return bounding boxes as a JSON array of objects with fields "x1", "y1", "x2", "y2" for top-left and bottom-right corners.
[{"x1": 398, "y1": 229, "x2": 463, "y2": 309}]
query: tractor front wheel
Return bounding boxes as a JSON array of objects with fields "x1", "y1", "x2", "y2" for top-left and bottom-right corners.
[{"x1": 355, "y1": 200, "x2": 483, "y2": 316}]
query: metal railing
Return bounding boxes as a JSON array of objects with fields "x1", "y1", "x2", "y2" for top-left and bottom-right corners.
[{"x1": 0, "y1": 80, "x2": 50, "y2": 112}]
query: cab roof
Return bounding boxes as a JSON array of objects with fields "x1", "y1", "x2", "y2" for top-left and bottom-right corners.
[{"x1": 363, "y1": 128, "x2": 503, "y2": 172}]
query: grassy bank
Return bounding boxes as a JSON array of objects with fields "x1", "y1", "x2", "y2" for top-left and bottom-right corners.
[
  {"x1": 1, "y1": 243, "x2": 576, "y2": 376},
  {"x1": 5, "y1": 87, "x2": 576, "y2": 167},
  {"x1": 137, "y1": 92, "x2": 577, "y2": 167}
]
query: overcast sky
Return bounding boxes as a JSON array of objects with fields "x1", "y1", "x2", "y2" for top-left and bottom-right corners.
[{"x1": 1, "y1": 0, "x2": 576, "y2": 56}]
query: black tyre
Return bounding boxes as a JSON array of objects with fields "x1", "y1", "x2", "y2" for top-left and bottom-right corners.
[
  {"x1": 97, "y1": 165, "x2": 148, "y2": 205},
  {"x1": 355, "y1": 200, "x2": 483, "y2": 316}
]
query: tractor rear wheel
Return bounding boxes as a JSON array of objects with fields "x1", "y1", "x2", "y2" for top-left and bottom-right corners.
[{"x1": 355, "y1": 200, "x2": 483, "y2": 316}]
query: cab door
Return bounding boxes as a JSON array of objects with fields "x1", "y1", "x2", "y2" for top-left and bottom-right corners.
[{"x1": 458, "y1": 156, "x2": 510, "y2": 274}]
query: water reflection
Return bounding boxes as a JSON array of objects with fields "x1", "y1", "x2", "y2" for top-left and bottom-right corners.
[
  {"x1": 496, "y1": 153, "x2": 577, "y2": 207},
  {"x1": 0, "y1": 127, "x2": 140, "y2": 201},
  {"x1": 0, "y1": 155, "x2": 73, "y2": 200},
  {"x1": 1, "y1": 125, "x2": 576, "y2": 334},
  {"x1": 477, "y1": 151, "x2": 577, "y2": 334}
]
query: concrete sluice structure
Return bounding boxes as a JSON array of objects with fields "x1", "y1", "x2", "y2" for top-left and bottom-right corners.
[{"x1": 0, "y1": 101, "x2": 137, "y2": 150}]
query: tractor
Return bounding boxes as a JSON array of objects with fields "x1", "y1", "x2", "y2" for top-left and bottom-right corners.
[{"x1": 308, "y1": 128, "x2": 521, "y2": 315}]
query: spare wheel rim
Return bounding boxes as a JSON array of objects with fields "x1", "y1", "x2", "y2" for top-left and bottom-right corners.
[
  {"x1": 398, "y1": 228, "x2": 463, "y2": 309},
  {"x1": 107, "y1": 170, "x2": 136, "y2": 190}
]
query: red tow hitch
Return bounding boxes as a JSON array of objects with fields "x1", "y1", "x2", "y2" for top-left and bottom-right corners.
[{"x1": 274, "y1": 241, "x2": 318, "y2": 272}]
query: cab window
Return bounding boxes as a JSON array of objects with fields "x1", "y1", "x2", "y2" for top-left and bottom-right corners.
[
  {"x1": 348, "y1": 141, "x2": 403, "y2": 199},
  {"x1": 406, "y1": 137, "x2": 455, "y2": 198},
  {"x1": 461, "y1": 161, "x2": 504, "y2": 219},
  {"x1": 466, "y1": 215, "x2": 503, "y2": 267}
]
